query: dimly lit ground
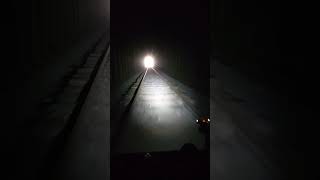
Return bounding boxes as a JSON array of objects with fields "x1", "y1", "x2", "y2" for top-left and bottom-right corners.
[
  {"x1": 47, "y1": 49, "x2": 110, "y2": 180},
  {"x1": 45, "y1": 59, "x2": 283, "y2": 180},
  {"x1": 114, "y1": 69, "x2": 206, "y2": 153},
  {"x1": 212, "y1": 61, "x2": 279, "y2": 180},
  {"x1": 111, "y1": 68, "x2": 209, "y2": 180}
]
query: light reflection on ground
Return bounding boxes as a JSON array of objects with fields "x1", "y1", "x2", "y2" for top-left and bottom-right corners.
[{"x1": 114, "y1": 69, "x2": 205, "y2": 153}]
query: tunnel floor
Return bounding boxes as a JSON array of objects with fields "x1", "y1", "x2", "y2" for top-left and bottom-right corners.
[
  {"x1": 211, "y1": 61, "x2": 279, "y2": 180},
  {"x1": 114, "y1": 69, "x2": 206, "y2": 154},
  {"x1": 46, "y1": 59, "x2": 278, "y2": 180}
]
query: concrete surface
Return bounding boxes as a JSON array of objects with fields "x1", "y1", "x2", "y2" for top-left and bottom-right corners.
[
  {"x1": 49, "y1": 48, "x2": 110, "y2": 180},
  {"x1": 211, "y1": 61, "x2": 281, "y2": 180},
  {"x1": 114, "y1": 68, "x2": 207, "y2": 153}
]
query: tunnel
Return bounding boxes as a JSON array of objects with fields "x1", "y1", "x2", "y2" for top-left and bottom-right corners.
[
  {"x1": 110, "y1": 1, "x2": 210, "y2": 179},
  {"x1": 5, "y1": 0, "x2": 316, "y2": 179}
]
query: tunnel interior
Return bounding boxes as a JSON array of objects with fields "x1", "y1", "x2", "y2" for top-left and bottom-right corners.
[
  {"x1": 111, "y1": 0, "x2": 210, "y2": 142},
  {"x1": 111, "y1": 0, "x2": 210, "y2": 179},
  {"x1": 111, "y1": 0, "x2": 209, "y2": 95}
]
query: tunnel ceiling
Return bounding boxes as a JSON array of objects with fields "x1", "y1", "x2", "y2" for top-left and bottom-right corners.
[{"x1": 112, "y1": 0, "x2": 208, "y2": 49}]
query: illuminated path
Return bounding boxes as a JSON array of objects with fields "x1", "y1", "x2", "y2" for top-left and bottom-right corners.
[{"x1": 114, "y1": 68, "x2": 206, "y2": 153}]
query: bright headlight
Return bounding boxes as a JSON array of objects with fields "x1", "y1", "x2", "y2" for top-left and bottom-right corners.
[{"x1": 144, "y1": 55, "x2": 155, "y2": 68}]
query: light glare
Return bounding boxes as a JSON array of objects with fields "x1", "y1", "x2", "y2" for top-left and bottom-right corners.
[{"x1": 144, "y1": 55, "x2": 155, "y2": 68}]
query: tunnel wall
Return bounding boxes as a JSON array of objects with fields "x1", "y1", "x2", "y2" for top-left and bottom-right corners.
[
  {"x1": 211, "y1": 0, "x2": 311, "y2": 89},
  {"x1": 10, "y1": 0, "x2": 109, "y2": 133},
  {"x1": 211, "y1": 0, "x2": 315, "y2": 178},
  {"x1": 211, "y1": 0, "x2": 305, "y2": 138},
  {"x1": 111, "y1": 43, "x2": 145, "y2": 96},
  {"x1": 156, "y1": 42, "x2": 209, "y2": 96},
  {"x1": 31, "y1": 0, "x2": 109, "y2": 63},
  {"x1": 2, "y1": 1, "x2": 109, "y2": 177},
  {"x1": 7, "y1": 0, "x2": 109, "y2": 178}
]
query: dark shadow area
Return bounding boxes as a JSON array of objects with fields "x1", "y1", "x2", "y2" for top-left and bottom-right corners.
[
  {"x1": 211, "y1": 0, "x2": 317, "y2": 179},
  {"x1": 5, "y1": 0, "x2": 109, "y2": 179}
]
